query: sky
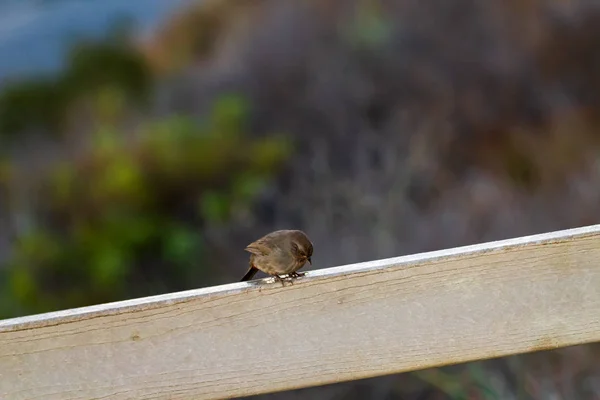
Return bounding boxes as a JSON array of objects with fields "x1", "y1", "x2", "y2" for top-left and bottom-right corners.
[{"x1": 0, "y1": 0, "x2": 192, "y2": 82}]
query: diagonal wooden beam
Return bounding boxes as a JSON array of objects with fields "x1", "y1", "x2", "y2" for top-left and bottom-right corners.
[{"x1": 1, "y1": 225, "x2": 599, "y2": 400}]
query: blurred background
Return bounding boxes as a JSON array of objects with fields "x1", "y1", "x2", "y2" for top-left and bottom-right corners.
[{"x1": 0, "y1": 0, "x2": 599, "y2": 398}]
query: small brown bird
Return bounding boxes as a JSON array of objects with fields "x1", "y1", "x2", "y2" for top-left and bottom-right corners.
[{"x1": 240, "y1": 229, "x2": 313, "y2": 283}]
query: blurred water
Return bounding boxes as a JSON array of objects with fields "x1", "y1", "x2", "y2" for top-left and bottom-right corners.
[{"x1": 0, "y1": 0, "x2": 191, "y2": 82}]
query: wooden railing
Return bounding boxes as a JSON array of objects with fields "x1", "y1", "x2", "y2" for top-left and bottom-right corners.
[{"x1": 1, "y1": 225, "x2": 599, "y2": 400}]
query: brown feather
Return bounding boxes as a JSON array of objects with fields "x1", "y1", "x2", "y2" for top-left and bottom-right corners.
[{"x1": 244, "y1": 241, "x2": 273, "y2": 256}]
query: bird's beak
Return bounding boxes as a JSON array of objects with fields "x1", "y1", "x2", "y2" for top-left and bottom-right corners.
[{"x1": 307, "y1": 257, "x2": 312, "y2": 265}]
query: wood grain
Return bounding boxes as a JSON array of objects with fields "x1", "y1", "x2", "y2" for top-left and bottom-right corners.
[{"x1": 1, "y1": 225, "x2": 600, "y2": 400}]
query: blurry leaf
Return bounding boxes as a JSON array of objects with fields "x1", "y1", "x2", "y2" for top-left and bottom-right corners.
[
  {"x1": 0, "y1": 158, "x2": 12, "y2": 183},
  {"x1": 90, "y1": 243, "x2": 129, "y2": 288},
  {"x1": 0, "y1": 268, "x2": 21, "y2": 319},
  {"x1": 91, "y1": 152, "x2": 145, "y2": 204},
  {"x1": 346, "y1": 0, "x2": 392, "y2": 49},
  {"x1": 200, "y1": 191, "x2": 230, "y2": 222},
  {"x1": 122, "y1": 216, "x2": 156, "y2": 245},
  {"x1": 9, "y1": 267, "x2": 37, "y2": 302},
  {"x1": 163, "y1": 225, "x2": 200, "y2": 263},
  {"x1": 51, "y1": 162, "x2": 76, "y2": 204},
  {"x1": 94, "y1": 86, "x2": 127, "y2": 125},
  {"x1": 107, "y1": 159, "x2": 141, "y2": 194},
  {"x1": 0, "y1": 77, "x2": 66, "y2": 138},
  {"x1": 63, "y1": 37, "x2": 152, "y2": 104},
  {"x1": 232, "y1": 172, "x2": 265, "y2": 202},
  {"x1": 93, "y1": 127, "x2": 122, "y2": 155},
  {"x1": 15, "y1": 231, "x2": 60, "y2": 264},
  {"x1": 249, "y1": 136, "x2": 293, "y2": 172},
  {"x1": 211, "y1": 93, "x2": 248, "y2": 136},
  {"x1": 152, "y1": 115, "x2": 198, "y2": 140},
  {"x1": 505, "y1": 146, "x2": 538, "y2": 189},
  {"x1": 144, "y1": 115, "x2": 200, "y2": 177}
]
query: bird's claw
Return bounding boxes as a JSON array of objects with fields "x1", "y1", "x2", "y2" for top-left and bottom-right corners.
[
  {"x1": 268, "y1": 272, "x2": 306, "y2": 287},
  {"x1": 268, "y1": 275, "x2": 287, "y2": 287}
]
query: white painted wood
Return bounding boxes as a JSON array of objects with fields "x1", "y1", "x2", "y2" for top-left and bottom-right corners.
[{"x1": 1, "y1": 225, "x2": 600, "y2": 400}]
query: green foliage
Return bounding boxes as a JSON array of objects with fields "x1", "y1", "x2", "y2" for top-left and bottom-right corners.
[
  {"x1": 62, "y1": 38, "x2": 152, "y2": 104},
  {"x1": 0, "y1": 33, "x2": 152, "y2": 139},
  {"x1": 0, "y1": 3, "x2": 291, "y2": 321},
  {"x1": 345, "y1": 0, "x2": 393, "y2": 50},
  {"x1": 0, "y1": 77, "x2": 68, "y2": 140},
  {"x1": 1, "y1": 93, "x2": 292, "y2": 319}
]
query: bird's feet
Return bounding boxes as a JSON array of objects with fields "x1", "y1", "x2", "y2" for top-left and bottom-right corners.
[
  {"x1": 269, "y1": 275, "x2": 287, "y2": 287},
  {"x1": 269, "y1": 272, "x2": 306, "y2": 287}
]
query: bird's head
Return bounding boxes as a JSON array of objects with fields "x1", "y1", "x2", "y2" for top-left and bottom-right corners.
[{"x1": 291, "y1": 231, "x2": 313, "y2": 265}]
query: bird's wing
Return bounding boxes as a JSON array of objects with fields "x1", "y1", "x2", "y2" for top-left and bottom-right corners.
[{"x1": 244, "y1": 240, "x2": 273, "y2": 256}]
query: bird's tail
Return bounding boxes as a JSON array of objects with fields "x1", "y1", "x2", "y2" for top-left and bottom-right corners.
[{"x1": 240, "y1": 265, "x2": 259, "y2": 281}]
